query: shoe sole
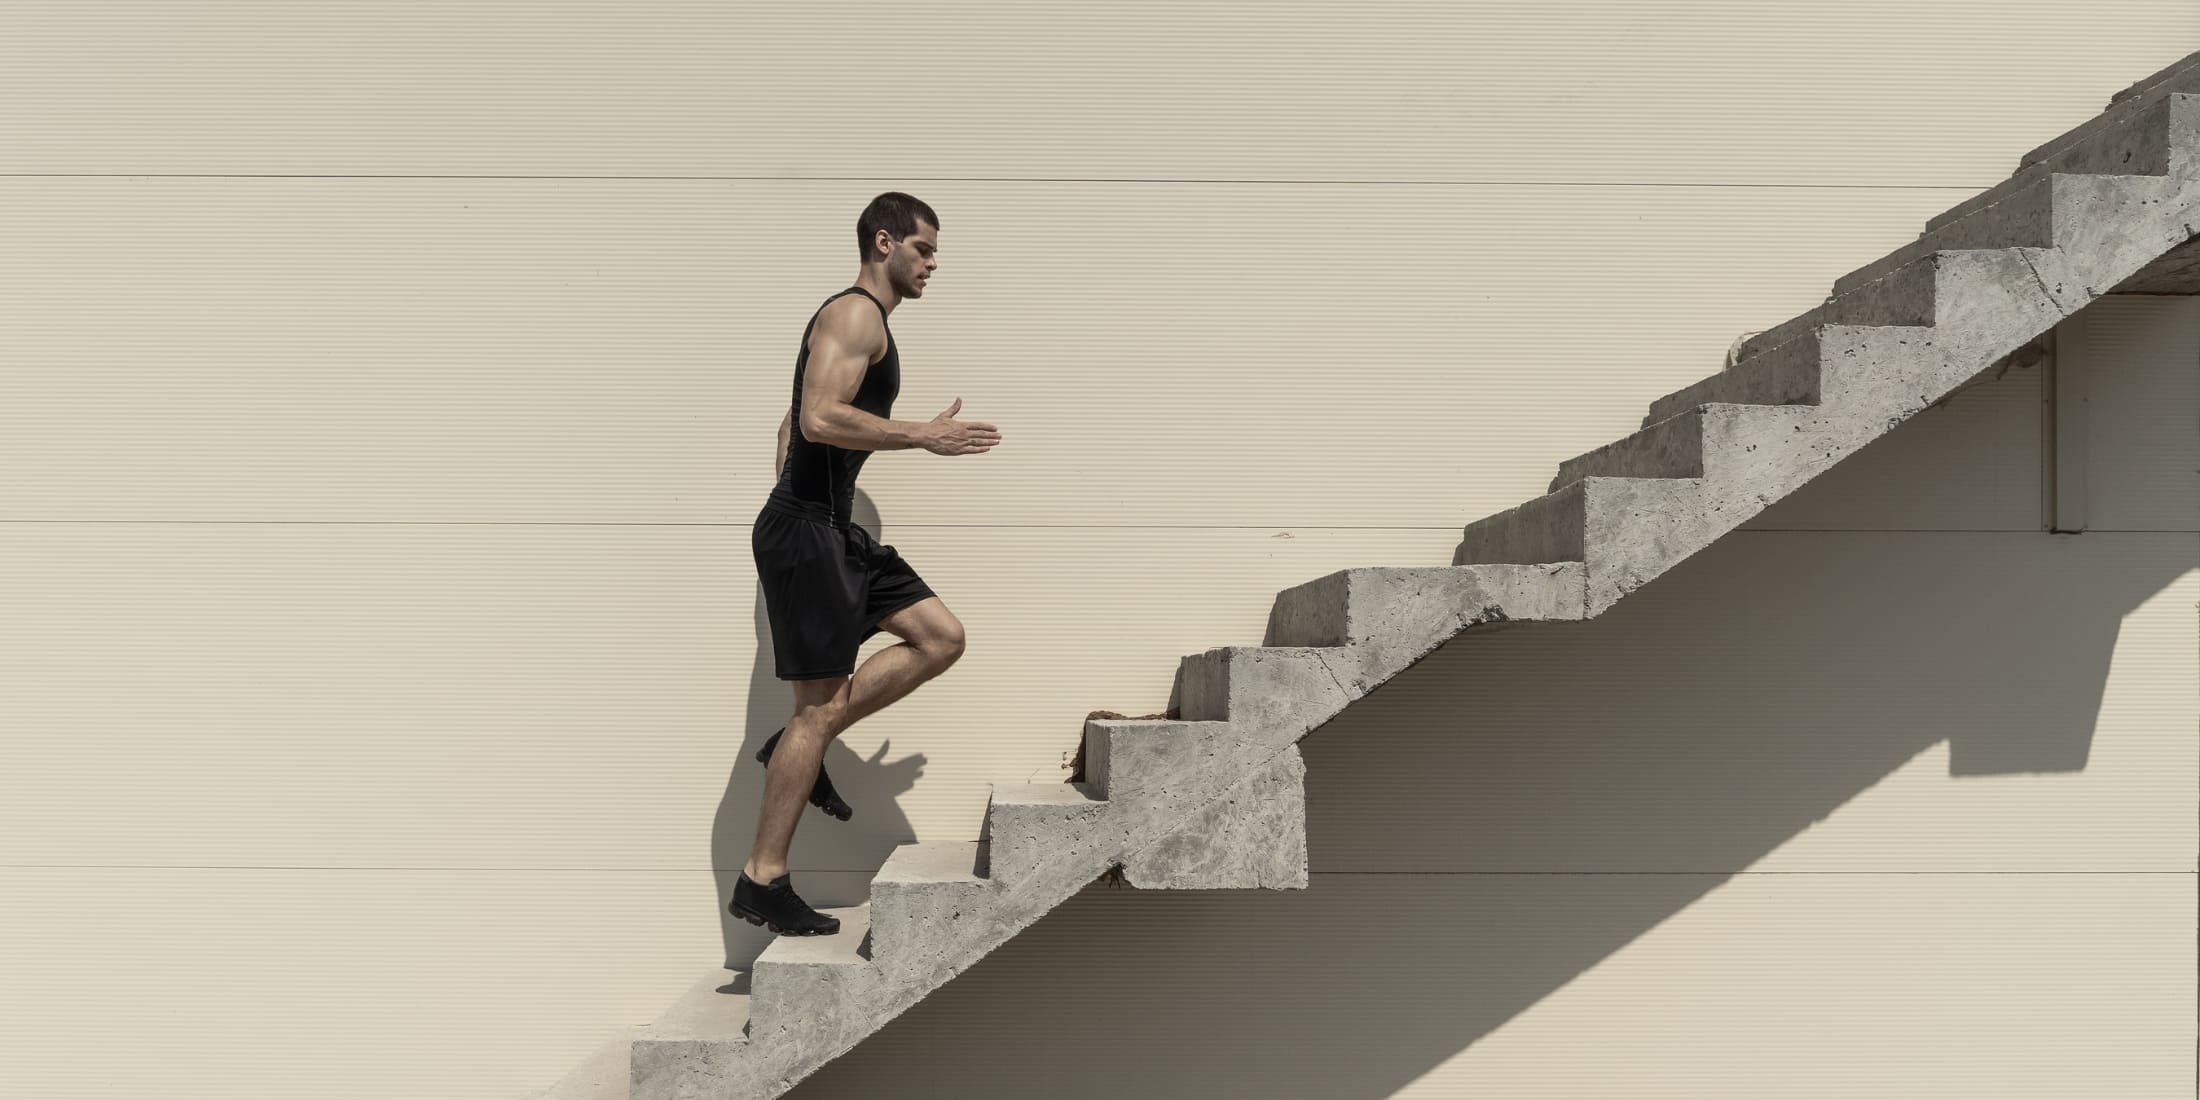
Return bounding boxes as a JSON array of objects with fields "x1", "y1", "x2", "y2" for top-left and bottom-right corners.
[
  {"x1": 728, "y1": 899, "x2": 840, "y2": 936},
  {"x1": 756, "y1": 735, "x2": 854, "y2": 822}
]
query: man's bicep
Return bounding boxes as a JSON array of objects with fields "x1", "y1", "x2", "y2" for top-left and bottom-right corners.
[{"x1": 799, "y1": 306, "x2": 877, "y2": 436}]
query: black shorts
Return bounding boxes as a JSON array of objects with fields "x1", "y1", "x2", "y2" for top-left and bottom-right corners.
[{"x1": 752, "y1": 498, "x2": 937, "y2": 681}]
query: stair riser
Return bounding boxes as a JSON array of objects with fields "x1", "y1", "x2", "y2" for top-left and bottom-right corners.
[
  {"x1": 1087, "y1": 719, "x2": 1240, "y2": 803},
  {"x1": 1557, "y1": 404, "x2": 1826, "y2": 488},
  {"x1": 1831, "y1": 181, "x2": 2054, "y2": 301},
  {"x1": 746, "y1": 959, "x2": 898, "y2": 1059},
  {"x1": 868, "y1": 878, "x2": 996, "y2": 987},
  {"x1": 1263, "y1": 563, "x2": 1586, "y2": 649},
  {"x1": 1642, "y1": 327, "x2": 1828, "y2": 427},
  {"x1": 1119, "y1": 745, "x2": 1309, "y2": 890},
  {"x1": 979, "y1": 792, "x2": 1108, "y2": 887},
  {"x1": 1174, "y1": 645, "x2": 1354, "y2": 736},
  {"x1": 1553, "y1": 409, "x2": 1705, "y2": 487},
  {"x1": 1453, "y1": 479, "x2": 1586, "y2": 566}
]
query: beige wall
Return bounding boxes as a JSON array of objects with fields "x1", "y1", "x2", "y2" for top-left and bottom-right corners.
[{"x1": 0, "y1": 5, "x2": 2192, "y2": 1097}]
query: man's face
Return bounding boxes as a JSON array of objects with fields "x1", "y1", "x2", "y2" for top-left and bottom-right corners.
[{"x1": 893, "y1": 223, "x2": 938, "y2": 297}]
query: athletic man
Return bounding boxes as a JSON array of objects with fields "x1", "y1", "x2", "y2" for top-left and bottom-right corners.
[{"x1": 730, "y1": 193, "x2": 1003, "y2": 936}]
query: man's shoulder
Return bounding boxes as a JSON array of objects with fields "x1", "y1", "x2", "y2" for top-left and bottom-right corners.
[{"x1": 814, "y1": 292, "x2": 889, "y2": 360}]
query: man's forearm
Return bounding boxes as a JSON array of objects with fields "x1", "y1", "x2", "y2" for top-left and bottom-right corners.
[
  {"x1": 776, "y1": 420, "x2": 789, "y2": 480},
  {"x1": 807, "y1": 405, "x2": 927, "y2": 452}
]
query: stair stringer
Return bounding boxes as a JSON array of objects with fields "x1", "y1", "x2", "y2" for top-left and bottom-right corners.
[{"x1": 556, "y1": 64, "x2": 2200, "y2": 1100}]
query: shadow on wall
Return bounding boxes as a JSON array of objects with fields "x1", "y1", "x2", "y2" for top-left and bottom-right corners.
[
  {"x1": 774, "y1": 450, "x2": 2192, "y2": 1096},
  {"x1": 713, "y1": 489, "x2": 930, "y2": 965}
]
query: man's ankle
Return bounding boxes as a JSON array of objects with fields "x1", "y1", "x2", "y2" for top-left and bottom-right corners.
[{"x1": 744, "y1": 862, "x2": 784, "y2": 882}]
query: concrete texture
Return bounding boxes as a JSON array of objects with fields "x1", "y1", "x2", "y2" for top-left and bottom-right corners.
[
  {"x1": 1455, "y1": 119, "x2": 2200, "y2": 615},
  {"x1": 624, "y1": 564, "x2": 1585, "y2": 1099},
  {"x1": 605, "y1": 60, "x2": 2200, "y2": 1100},
  {"x1": 1726, "y1": 92, "x2": 2200, "y2": 370}
]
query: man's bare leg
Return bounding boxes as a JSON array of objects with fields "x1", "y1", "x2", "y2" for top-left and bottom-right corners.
[
  {"x1": 839, "y1": 596, "x2": 967, "y2": 732},
  {"x1": 743, "y1": 630, "x2": 963, "y2": 881},
  {"x1": 743, "y1": 688, "x2": 843, "y2": 883}
]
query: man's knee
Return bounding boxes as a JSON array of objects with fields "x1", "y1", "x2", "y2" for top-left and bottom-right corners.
[
  {"x1": 929, "y1": 621, "x2": 967, "y2": 665},
  {"x1": 793, "y1": 678, "x2": 852, "y2": 732}
]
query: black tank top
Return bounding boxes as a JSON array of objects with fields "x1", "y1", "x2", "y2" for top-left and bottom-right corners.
[{"x1": 766, "y1": 286, "x2": 899, "y2": 529}]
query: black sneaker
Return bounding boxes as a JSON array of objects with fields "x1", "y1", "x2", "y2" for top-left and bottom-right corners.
[
  {"x1": 756, "y1": 727, "x2": 854, "y2": 822},
  {"x1": 729, "y1": 870, "x2": 841, "y2": 936}
]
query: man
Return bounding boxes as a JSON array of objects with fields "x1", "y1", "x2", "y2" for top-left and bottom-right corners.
[{"x1": 731, "y1": 192, "x2": 1003, "y2": 936}]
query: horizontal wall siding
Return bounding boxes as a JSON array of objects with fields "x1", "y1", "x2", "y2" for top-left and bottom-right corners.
[
  {"x1": 7, "y1": 525, "x2": 2192, "y2": 874},
  {"x1": 2, "y1": 175, "x2": 1994, "y2": 529},
  {"x1": 3, "y1": 6, "x2": 2195, "y2": 1098},
  {"x1": 9, "y1": 361, "x2": 2193, "y2": 873},
  {"x1": 0, "y1": 524, "x2": 1462, "y2": 871},
  {"x1": 1743, "y1": 355, "x2": 2044, "y2": 531},
  {"x1": 0, "y1": 2, "x2": 2192, "y2": 184},
  {"x1": 10, "y1": 868, "x2": 2180, "y2": 1098},
  {"x1": 1305, "y1": 528, "x2": 2198, "y2": 873},
  {"x1": 802, "y1": 872, "x2": 2194, "y2": 1099},
  {"x1": 2065, "y1": 296, "x2": 2200, "y2": 531},
  {"x1": 0, "y1": 866, "x2": 868, "y2": 1100}
]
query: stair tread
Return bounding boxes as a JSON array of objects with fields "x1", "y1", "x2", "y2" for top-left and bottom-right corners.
[
  {"x1": 873, "y1": 839, "x2": 985, "y2": 884},
  {"x1": 752, "y1": 903, "x2": 872, "y2": 967},
  {"x1": 990, "y1": 780, "x2": 1104, "y2": 806},
  {"x1": 640, "y1": 967, "x2": 752, "y2": 1042}
]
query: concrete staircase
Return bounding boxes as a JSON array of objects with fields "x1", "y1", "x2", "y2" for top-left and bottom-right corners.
[{"x1": 533, "y1": 50, "x2": 2200, "y2": 1100}]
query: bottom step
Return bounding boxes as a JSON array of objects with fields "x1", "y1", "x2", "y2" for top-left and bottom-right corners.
[{"x1": 533, "y1": 969, "x2": 751, "y2": 1100}]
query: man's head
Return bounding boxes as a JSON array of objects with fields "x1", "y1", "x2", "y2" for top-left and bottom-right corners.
[{"x1": 857, "y1": 192, "x2": 938, "y2": 300}]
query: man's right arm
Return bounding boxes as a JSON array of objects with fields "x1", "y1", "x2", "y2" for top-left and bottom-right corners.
[
  {"x1": 807, "y1": 403, "x2": 930, "y2": 452},
  {"x1": 800, "y1": 301, "x2": 933, "y2": 453}
]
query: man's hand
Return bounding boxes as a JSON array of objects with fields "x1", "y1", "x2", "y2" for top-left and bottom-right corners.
[{"x1": 921, "y1": 397, "x2": 1002, "y2": 456}]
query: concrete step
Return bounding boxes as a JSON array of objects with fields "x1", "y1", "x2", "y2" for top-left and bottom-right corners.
[
  {"x1": 624, "y1": 969, "x2": 764, "y2": 1100},
  {"x1": 1117, "y1": 742, "x2": 1310, "y2": 890},
  {"x1": 1080, "y1": 718, "x2": 1236, "y2": 802},
  {"x1": 866, "y1": 840, "x2": 994, "y2": 982},
  {"x1": 1263, "y1": 563, "x2": 1587, "y2": 649},
  {"x1": 1454, "y1": 477, "x2": 1593, "y2": 566},
  {"x1": 1173, "y1": 644, "x2": 1354, "y2": 737},
  {"x1": 746, "y1": 902, "x2": 873, "y2": 1039},
  {"x1": 1949, "y1": 87, "x2": 2200, "y2": 231},
  {"x1": 1554, "y1": 403, "x2": 1821, "y2": 490},
  {"x1": 1722, "y1": 92, "x2": 2200, "y2": 371},
  {"x1": 978, "y1": 781, "x2": 1108, "y2": 886},
  {"x1": 529, "y1": 1028, "x2": 640, "y2": 1100},
  {"x1": 1641, "y1": 325, "x2": 1844, "y2": 427},
  {"x1": 1649, "y1": 225, "x2": 2146, "y2": 432}
]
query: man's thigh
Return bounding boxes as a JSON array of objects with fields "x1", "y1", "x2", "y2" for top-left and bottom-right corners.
[{"x1": 872, "y1": 595, "x2": 962, "y2": 650}]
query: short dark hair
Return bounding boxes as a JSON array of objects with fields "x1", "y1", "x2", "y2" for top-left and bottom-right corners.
[{"x1": 856, "y1": 192, "x2": 938, "y2": 262}]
